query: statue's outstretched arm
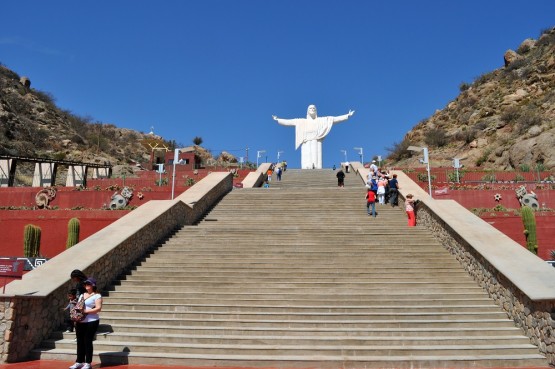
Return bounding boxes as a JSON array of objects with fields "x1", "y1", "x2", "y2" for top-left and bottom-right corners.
[
  {"x1": 332, "y1": 110, "x2": 355, "y2": 124},
  {"x1": 273, "y1": 116, "x2": 301, "y2": 126}
]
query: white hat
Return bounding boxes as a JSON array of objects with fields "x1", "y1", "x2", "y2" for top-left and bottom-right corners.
[{"x1": 372, "y1": 160, "x2": 376, "y2": 163}]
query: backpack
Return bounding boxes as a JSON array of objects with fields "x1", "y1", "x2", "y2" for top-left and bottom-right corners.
[{"x1": 70, "y1": 295, "x2": 87, "y2": 322}]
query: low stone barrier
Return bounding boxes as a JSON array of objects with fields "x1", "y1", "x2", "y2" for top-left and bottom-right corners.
[
  {"x1": 241, "y1": 163, "x2": 271, "y2": 188},
  {"x1": 0, "y1": 172, "x2": 232, "y2": 363},
  {"x1": 388, "y1": 170, "x2": 555, "y2": 364}
]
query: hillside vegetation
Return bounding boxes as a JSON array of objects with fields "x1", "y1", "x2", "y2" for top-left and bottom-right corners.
[
  {"x1": 388, "y1": 27, "x2": 555, "y2": 171},
  {"x1": 0, "y1": 66, "x2": 162, "y2": 169}
]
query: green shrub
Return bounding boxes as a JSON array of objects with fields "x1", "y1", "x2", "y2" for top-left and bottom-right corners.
[
  {"x1": 447, "y1": 170, "x2": 465, "y2": 182},
  {"x1": 156, "y1": 178, "x2": 168, "y2": 186},
  {"x1": 53, "y1": 152, "x2": 66, "y2": 161},
  {"x1": 417, "y1": 172, "x2": 436, "y2": 182},
  {"x1": 536, "y1": 163, "x2": 546, "y2": 172},
  {"x1": 519, "y1": 164, "x2": 530, "y2": 172},
  {"x1": 481, "y1": 173, "x2": 496, "y2": 182}
]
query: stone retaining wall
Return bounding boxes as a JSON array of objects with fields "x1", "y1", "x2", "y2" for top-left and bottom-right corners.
[
  {"x1": 414, "y1": 202, "x2": 555, "y2": 364},
  {"x1": 0, "y1": 172, "x2": 232, "y2": 363}
]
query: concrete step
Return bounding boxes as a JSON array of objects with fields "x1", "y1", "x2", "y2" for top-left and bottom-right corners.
[
  {"x1": 101, "y1": 302, "x2": 503, "y2": 313},
  {"x1": 98, "y1": 308, "x2": 509, "y2": 321},
  {"x1": 97, "y1": 316, "x2": 519, "y2": 329},
  {"x1": 38, "y1": 339, "x2": 541, "y2": 356},
  {"x1": 102, "y1": 291, "x2": 499, "y2": 301},
  {"x1": 32, "y1": 348, "x2": 549, "y2": 369},
  {"x1": 54, "y1": 330, "x2": 534, "y2": 346}
]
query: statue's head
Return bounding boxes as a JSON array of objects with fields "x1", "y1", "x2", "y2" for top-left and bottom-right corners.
[{"x1": 307, "y1": 105, "x2": 317, "y2": 119}]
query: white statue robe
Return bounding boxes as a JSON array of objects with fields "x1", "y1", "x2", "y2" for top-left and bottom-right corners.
[{"x1": 276, "y1": 114, "x2": 350, "y2": 169}]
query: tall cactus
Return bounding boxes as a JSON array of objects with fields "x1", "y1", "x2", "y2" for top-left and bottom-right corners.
[
  {"x1": 23, "y1": 224, "x2": 41, "y2": 257},
  {"x1": 66, "y1": 217, "x2": 81, "y2": 248},
  {"x1": 521, "y1": 205, "x2": 538, "y2": 255}
]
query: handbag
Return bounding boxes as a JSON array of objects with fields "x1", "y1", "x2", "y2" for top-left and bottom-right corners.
[{"x1": 70, "y1": 295, "x2": 87, "y2": 322}]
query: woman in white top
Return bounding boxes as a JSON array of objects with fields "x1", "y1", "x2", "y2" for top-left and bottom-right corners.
[{"x1": 70, "y1": 277, "x2": 102, "y2": 369}]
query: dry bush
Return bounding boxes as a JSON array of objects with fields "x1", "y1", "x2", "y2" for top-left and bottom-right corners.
[
  {"x1": 386, "y1": 138, "x2": 412, "y2": 161},
  {"x1": 453, "y1": 128, "x2": 478, "y2": 144},
  {"x1": 424, "y1": 128, "x2": 448, "y2": 147},
  {"x1": 501, "y1": 106, "x2": 521, "y2": 124},
  {"x1": 32, "y1": 89, "x2": 56, "y2": 106},
  {"x1": 518, "y1": 110, "x2": 543, "y2": 133}
]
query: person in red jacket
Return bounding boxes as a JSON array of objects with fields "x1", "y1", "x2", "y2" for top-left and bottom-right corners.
[{"x1": 366, "y1": 188, "x2": 376, "y2": 217}]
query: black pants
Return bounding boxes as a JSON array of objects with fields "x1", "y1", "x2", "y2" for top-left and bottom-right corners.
[
  {"x1": 75, "y1": 320, "x2": 99, "y2": 364},
  {"x1": 64, "y1": 309, "x2": 74, "y2": 331},
  {"x1": 389, "y1": 188, "x2": 398, "y2": 206}
]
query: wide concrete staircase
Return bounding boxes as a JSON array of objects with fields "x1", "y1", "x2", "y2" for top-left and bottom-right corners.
[{"x1": 33, "y1": 169, "x2": 549, "y2": 368}]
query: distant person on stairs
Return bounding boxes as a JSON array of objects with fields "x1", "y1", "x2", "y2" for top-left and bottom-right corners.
[
  {"x1": 388, "y1": 174, "x2": 399, "y2": 207},
  {"x1": 405, "y1": 194, "x2": 417, "y2": 227},
  {"x1": 336, "y1": 169, "x2": 345, "y2": 187},
  {"x1": 366, "y1": 187, "x2": 376, "y2": 217}
]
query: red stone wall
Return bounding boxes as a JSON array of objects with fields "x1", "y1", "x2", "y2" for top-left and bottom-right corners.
[{"x1": 0, "y1": 210, "x2": 129, "y2": 258}]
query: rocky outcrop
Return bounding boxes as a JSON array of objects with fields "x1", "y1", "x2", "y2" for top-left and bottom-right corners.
[{"x1": 393, "y1": 27, "x2": 555, "y2": 170}]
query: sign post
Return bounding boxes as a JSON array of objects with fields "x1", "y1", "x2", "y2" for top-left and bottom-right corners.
[{"x1": 0, "y1": 259, "x2": 24, "y2": 294}]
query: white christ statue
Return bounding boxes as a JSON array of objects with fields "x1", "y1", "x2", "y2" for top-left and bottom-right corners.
[{"x1": 273, "y1": 105, "x2": 355, "y2": 169}]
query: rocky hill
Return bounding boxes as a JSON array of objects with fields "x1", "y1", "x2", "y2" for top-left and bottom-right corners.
[
  {"x1": 0, "y1": 65, "x2": 240, "y2": 177},
  {"x1": 0, "y1": 65, "x2": 163, "y2": 175},
  {"x1": 389, "y1": 27, "x2": 555, "y2": 171}
]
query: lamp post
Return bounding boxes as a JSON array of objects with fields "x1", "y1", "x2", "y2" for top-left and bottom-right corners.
[
  {"x1": 453, "y1": 158, "x2": 463, "y2": 183},
  {"x1": 171, "y1": 149, "x2": 179, "y2": 200},
  {"x1": 354, "y1": 147, "x2": 363, "y2": 165},
  {"x1": 340, "y1": 150, "x2": 347, "y2": 164},
  {"x1": 156, "y1": 163, "x2": 164, "y2": 188},
  {"x1": 407, "y1": 146, "x2": 432, "y2": 198},
  {"x1": 256, "y1": 150, "x2": 266, "y2": 168},
  {"x1": 277, "y1": 151, "x2": 284, "y2": 162}
]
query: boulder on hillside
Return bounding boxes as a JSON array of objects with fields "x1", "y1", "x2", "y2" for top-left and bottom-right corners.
[
  {"x1": 518, "y1": 38, "x2": 537, "y2": 53},
  {"x1": 502, "y1": 89, "x2": 528, "y2": 105},
  {"x1": 508, "y1": 127, "x2": 555, "y2": 169},
  {"x1": 504, "y1": 49, "x2": 521, "y2": 67}
]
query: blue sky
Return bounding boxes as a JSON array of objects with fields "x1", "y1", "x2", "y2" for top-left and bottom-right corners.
[{"x1": 2, "y1": 1, "x2": 554, "y2": 169}]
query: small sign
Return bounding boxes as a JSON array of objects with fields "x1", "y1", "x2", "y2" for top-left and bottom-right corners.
[{"x1": 0, "y1": 259, "x2": 24, "y2": 278}]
